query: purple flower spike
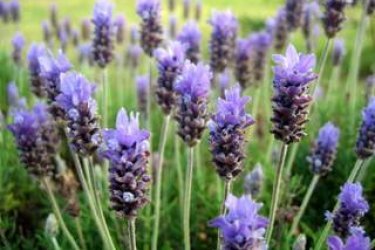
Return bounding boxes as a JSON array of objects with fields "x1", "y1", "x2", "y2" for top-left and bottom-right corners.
[
  {"x1": 8, "y1": 103, "x2": 60, "y2": 177},
  {"x1": 27, "y1": 43, "x2": 48, "y2": 98},
  {"x1": 195, "y1": 0, "x2": 202, "y2": 21},
  {"x1": 209, "y1": 10, "x2": 238, "y2": 73},
  {"x1": 1, "y1": 2, "x2": 10, "y2": 23},
  {"x1": 42, "y1": 21, "x2": 53, "y2": 45},
  {"x1": 101, "y1": 108, "x2": 151, "y2": 218},
  {"x1": 81, "y1": 18, "x2": 91, "y2": 41},
  {"x1": 209, "y1": 85, "x2": 255, "y2": 180},
  {"x1": 271, "y1": 44, "x2": 317, "y2": 144},
  {"x1": 209, "y1": 194, "x2": 268, "y2": 250},
  {"x1": 177, "y1": 20, "x2": 201, "y2": 64},
  {"x1": 249, "y1": 31, "x2": 273, "y2": 84},
  {"x1": 50, "y1": 3, "x2": 58, "y2": 28},
  {"x1": 302, "y1": 2, "x2": 322, "y2": 52},
  {"x1": 136, "y1": 0, "x2": 163, "y2": 57},
  {"x1": 78, "y1": 43, "x2": 94, "y2": 66},
  {"x1": 92, "y1": 0, "x2": 114, "y2": 68},
  {"x1": 12, "y1": 32, "x2": 25, "y2": 65},
  {"x1": 327, "y1": 229, "x2": 371, "y2": 250},
  {"x1": 114, "y1": 14, "x2": 126, "y2": 44},
  {"x1": 355, "y1": 98, "x2": 375, "y2": 159},
  {"x1": 136, "y1": 75, "x2": 149, "y2": 116},
  {"x1": 285, "y1": 0, "x2": 305, "y2": 31},
  {"x1": 126, "y1": 44, "x2": 143, "y2": 69},
  {"x1": 273, "y1": 8, "x2": 290, "y2": 51},
  {"x1": 183, "y1": 0, "x2": 190, "y2": 19},
  {"x1": 7, "y1": 81, "x2": 26, "y2": 111},
  {"x1": 168, "y1": 15, "x2": 177, "y2": 39},
  {"x1": 332, "y1": 38, "x2": 345, "y2": 66},
  {"x1": 218, "y1": 71, "x2": 230, "y2": 98},
  {"x1": 307, "y1": 122, "x2": 340, "y2": 176},
  {"x1": 130, "y1": 24, "x2": 139, "y2": 44},
  {"x1": 327, "y1": 183, "x2": 369, "y2": 238},
  {"x1": 71, "y1": 29, "x2": 80, "y2": 47},
  {"x1": 9, "y1": 0, "x2": 20, "y2": 23},
  {"x1": 368, "y1": 0, "x2": 375, "y2": 15},
  {"x1": 244, "y1": 163, "x2": 264, "y2": 199},
  {"x1": 235, "y1": 37, "x2": 252, "y2": 89},
  {"x1": 174, "y1": 61, "x2": 212, "y2": 147},
  {"x1": 323, "y1": 0, "x2": 347, "y2": 38},
  {"x1": 56, "y1": 72, "x2": 101, "y2": 156},
  {"x1": 154, "y1": 41, "x2": 186, "y2": 115}
]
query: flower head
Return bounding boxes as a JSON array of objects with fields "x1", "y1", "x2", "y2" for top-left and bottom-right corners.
[
  {"x1": 11, "y1": 32, "x2": 24, "y2": 65},
  {"x1": 308, "y1": 122, "x2": 340, "y2": 175},
  {"x1": 136, "y1": 75, "x2": 149, "y2": 116},
  {"x1": 332, "y1": 39, "x2": 345, "y2": 66},
  {"x1": 28, "y1": 44, "x2": 48, "y2": 97},
  {"x1": 323, "y1": 0, "x2": 347, "y2": 38},
  {"x1": 235, "y1": 37, "x2": 253, "y2": 89},
  {"x1": 7, "y1": 81, "x2": 26, "y2": 111},
  {"x1": 244, "y1": 163, "x2": 264, "y2": 199},
  {"x1": 136, "y1": 0, "x2": 160, "y2": 20},
  {"x1": 114, "y1": 14, "x2": 126, "y2": 44},
  {"x1": 249, "y1": 31, "x2": 273, "y2": 83},
  {"x1": 327, "y1": 228, "x2": 371, "y2": 250},
  {"x1": 209, "y1": 194, "x2": 268, "y2": 250},
  {"x1": 355, "y1": 98, "x2": 375, "y2": 158},
  {"x1": 285, "y1": 0, "x2": 305, "y2": 31}
]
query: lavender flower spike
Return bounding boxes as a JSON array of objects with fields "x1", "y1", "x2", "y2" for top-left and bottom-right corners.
[
  {"x1": 7, "y1": 81, "x2": 26, "y2": 111},
  {"x1": 323, "y1": 0, "x2": 347, "y2": 38},
  {"x1": 56, "y1": 72, "x2": 101, "y2": 156},
  {"x1": 175, "y1": 61, "x2": 212, "y2": 147},
  {"x1": 92, "y1": 0, "x2": 114, "y2": 68},
  {"x1": 235, "y1": 37, "x2": 252, "y2": 89},
  {"x1": 285, "y1": 0, "x2": 305, "y2": 31},
  {"x1": 136, "y1": 0, "x2": 163, "y2": 57},
  {"x1": 114, "y1": 14, "x2": 126, "y2": 44},
  {"x1": 244, "y1": 163, "x2": 264, "y2": 199},
  {"x1": 12, "y1": 32, "x2": 25, "y2": 65},
  {"x1": 209, "y1": 194, "x2": 268, "y2": 250},
  {"x1": 209, "y1": 10, "x2": 238, "y2": 73},
  {"x1": 27, "y1": 43, "x2": 47, "y2": 98},
  {"x1": 271, "y1": 44, "x2": 317, "y2": 144},
  {"x1": 273, "y1": 8, "x2": 289, "y2": 51},
  {"x1": 9, "y1": 0, "x2": 20, "y2": 23},
  {"x1": 368, "y1": 0, "x2": 375, "y2": 15},
  {"x1": 249, "y1": 31, "x2": 273, "y2": 84},
  {"x1": 177, "y1": 20, "x2": 201, "y2": 64},
  {"x1": 307, "y1": 122, "x2": 340, "y2": 176},
  {"x1": 209, "y1": 85, "x2": 255, "y2": 180},
  {"x1": 355, "y1": 98, "x2": 375, "y2": 159},
  {"x1": 81, "y1": 18, "x2": 91, "y2": 41},
  {"x1": 332, "y1": 39, "x2": 345, "y2": 66},
  {"x1": 327, "y1": 229, "x2": 371, "y2": 250},
  {"x1": 8, "y1": 103, "x2": 60, "y2": 177},
  {"x1": 154, "y1": 41, "x2": 186, "y2": 115},
  {"x1": 101, "y1": 108, "x2": 151, "y2": 218},
  {"x1": 136, "y1": 75, "x2": 149, "y2": 116},
  {"x1": 326, "y1": 182, "x2": 369, "y2": 238}
]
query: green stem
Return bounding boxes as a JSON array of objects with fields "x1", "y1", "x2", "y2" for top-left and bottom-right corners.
[
  {"x1": 41, "y1": 178, "x2": 80, "y2": 250},
  {"x1": 289, "y1": 175, "x2": 320, "y2": 236},
  {"x1": 102, "y1": 68, "x2": 109, "y2": 128},
  {"x1": 175, "y1": 132, "x2": 184, "y2": 214},
  {"x1": 51, "y1": 237, "x2": 61, "y2": 250},
  {"x1": 311, "y1": 38, "x2": 332, "y2": 98},
  {"x1": 355, "y1": 157, "x2": 372, "y2": 182},
  {"x1": 216, "y1": 180, "x2": 232, "y2": 250},
  {"x1": 128, "y1": 218, "x2": 137, "y2": 250},
  {"x1": 314, "y1": 159, "x2": 365, "y2": 250},
  {"x1": 151, "y1": 115, "x2": 171, "y2": 250},
  {"x1": 284, "y1": 144, "x2": 298, "y2": 178},
  {"x1": 183, "y1": 147, "x2": 195, "y2": 250},
  {"x1": 75, "y1": 217, "x2": 87, "y2": 250},
  {"x1": 371, "y1": 239, "x2": 375, "y2": 248},
  {"x1": 266, "y1": 143, "x2": 288, "y2": 245}
]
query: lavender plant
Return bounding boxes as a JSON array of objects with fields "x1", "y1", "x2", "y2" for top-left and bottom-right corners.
[
  {"x1": 285, "y1": 0, "x2": 305, "y2": 31},
  {"x1": 235, "y1": 37, "x2": 252, "y2": 89},
  {"x1": 355, "y1": 98, "x2": 375, "y2": 159},
  {"x1": 177, "y1": 20, "x2": 201, "y2": 64},
  {"x1": 11, "y1": 32, "x2": 24, "y2": 66},
  {"x1": 272, "y1": 8, "x2": 289, "y2": 51},
  {"x1": 114, "y1": 14, "x2": 126, "y2": 44},
  {"x1": 327, "y1": 228, "x2": 371, "y2": 250},
  {"x1": 27, "y1": 44, "x2": 47, "y2": 98},
  {"x1": 136, "y1": 75, "x2": 149, "y2": 118},
  {"x1": 323, "y1": 0, "x2": 347, "y2": 38},
  {"x1": 244, "y1": 163, "x2": 264, "y2": 199}
]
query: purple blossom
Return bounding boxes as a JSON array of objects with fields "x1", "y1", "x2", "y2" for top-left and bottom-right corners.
[
  {"x1": 50, "y1": 3, "x2": 58, "y2": 28},
  {"x1": 271, "y1": 44, "x2": 317, "y2": 144},
  {"x1": 126, "y1": 44, "x2": 142, "y2": 69},
  {"x1": 332, "y1": 38, "x2": 345, "y2": 66},
  {"x1": 244, "y1": 163, "x2": 264, "y2": 199},
  {"x1": 101, "y1": 108, "x2": 151, "y2": 218},
  {"x1": 209, "y1": 85, "x2": 255, "y2": 180},
  {"x1": 114, "y1": 14, "x2": 126, "y2": 44},
  {"x1": 177, "y1": 20, "x2": 201, "y2": 64},
  {"x1": 209, "y1": 194, "x2": 268, "y2": 250},
  {"x1": 195, "y1": 0, "x2": 202, "y2": 21},
  {"x1": 9, "y1": 0, "x2": 20, "y2": 22},
  {"x1": 183, "y1": 0, "x2": 190, "y2": 19},
  {"x1": 12, "y1": 32, "x2": 25, "y2": 65},
  {"x1": 137, "y1": 0, "x2": 163, "y2": 56},
  {"x1": 42, "y1": 21, "x2": 53, "y2": 45},
  {"x1": 302, "y1": 2, "x2": 322, "y2": 52},
  {"x1": 209, "y1": 10, "x2": 238, "y2": 73},
  {"x1": 92, "y1": 0, "x2": 114, "y2": 68},
  {"x1": 249, "y1": 31, "x2": 273, "y2": 83},
  {"x1": 307, "y1": 122, "x2": 340, "y2": 175},
  {"x1": 78, "y1": 43, "x2": 94, "y2": 65},
  {"x1": 136, "y1": 75, "x2": 149, "y2": 116},
  {"x1": 71, "y1": 29, "x2": 80, "y2": 47},
  {"x1": 56, "y1": 72, "x2": 100, "y2": 156},
  {"x1": 235, "y1": 37, "x2": 253, "y2": 89},
  {"x1": 174, "y1": 61, "x2": 212, "y2": 147},
  {"x1": 285, "y1": 0, "x2": 305, "y2": 31},
  {"x1": 327, "y1": 183, "x2": 369, "y2": 238},
  {"x1": 218, "y1": 71, "x2": 230, "y2": 98},
  {"x1": 81, "y1": 18, "x2": 91, "y2": 41},
  {"x1": 355, "y1": 98, "x2": 375, "y2": 159},
  {"x1": 7, "y1": 82, "x2": 26, "y2": 111},
  {"x1": 323, "y1": 0, "x2": 347, "y2": 38},
  {"x1": 368, "y1": 0, "x2": 375, "y2": 15},
  {"x1": 168, "y1": 15, "x2": 177, "y2": 39},
  {"x1": 272, "y1": 8, "x2": 289, "y2": 51},
  {"x1": 8, "y1": 103, "x2": 60, "y2": 176},
  {"x1": 154, "y1": 41, "x2": 186, "y2": 114},
  {"x1": 327, "y1": 229, "x2": 370, "y2": 250},
  {"x1": 27, "y1": 43, "x2": 48, "y2": 97},
  {"x1": 129, "y1": 24, "x2": 139, "y2": 44}
]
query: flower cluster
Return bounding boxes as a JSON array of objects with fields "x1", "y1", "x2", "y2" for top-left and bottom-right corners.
[
  {"x1": 235, "y1": 37, "x2": 252, "y2": 89},
  {"x1": 249, "y1": 31, "x2": 273, "y2": 84},
  {"x1": 154, "y1": 41, "x2": 186, "y2": 115},
  {"x1": 323, "y1": 0, "x2": 347, "y2": 38},
  {"x1": 136, "y1": 75, "x2": 149, "y2": 117},
  {"x1": 101, "y1": 109, "x2": 151, "y2": 218},
  {"x1": 177, "y1": 20, "x2": 201, "y2": 64},
  {"x1": 285, "y1": 0, "x2": 305, "y2": 31},
  {"x1": 209, "y1": 10, "x2": 238, "y2": 73},
  {"x1": 332, "y1": 39, "x2": 345, "y2": 66},
  {"x1": 92, "y1": 0, "x2": 114, "y2": 68},
  {"x1": 244, "y1": 163, "x2": 264, "y2": 199},
  {"x1": 56, "y1": 72, "x2": 101, "y2": 156},
  {"x1": 114, "y1": 14, "x2": 126, "y2": 44},
  {"x1": 271, "y1": 44, "x2": 317, "y2": 144},
  {"x1": 11, "y1": 32, "x2": 24, "y2": 65},
  {"x1": 210, "y1": 194, "x2": 268, "y2": 250},
  {"x1": 8, "y1": 103, "x2": 60, "y2": 177},
  {"x1": 174, "y1": 61, "x2": 212, "y2": 147},
  {"x1": 302, "y1": 2, "x2": 321, "y2": 52},
  {"x1": 307, "y1": 122, "x2": 340, "y2": 176},
  {"x1": 327, "y1": 229, "x2": 371, "y2": 250},
  {"x1": 355, "y1": 98, "x2": 375, "y2": 159},
  {"x1": 209, "y1": 85, "x2": 255, "y2": 180},
  {"x1": 326, "y1": 183, "x2": 369, "y2": 238},
  {"x1": 273, "y1": 8, "x2": 289, "y2": 51},
  {"x1": 27, "y1": 44, "x2": 47, "y2": 98},
  {"x1": 136, "y1": 0, "x2": 163, "y2": 57}
]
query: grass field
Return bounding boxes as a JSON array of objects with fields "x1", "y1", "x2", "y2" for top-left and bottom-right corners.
[{"x1": 0, "y1": 0, "x2": 375, "y2": 249}]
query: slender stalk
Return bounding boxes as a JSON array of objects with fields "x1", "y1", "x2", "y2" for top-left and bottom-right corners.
[
  {"x1": 102, "y1": 68, "x2": 109, "y2": 128},
  {"x1": 128, "y1": 218, "x2": 137, "y2": 250},
  {"x1": 216, "y1": 180, "x2": 232, "y2": 250},
  {"x1": 175, "y1": 132, "x2": 184, "y2": 213},
  {"x1": 289, "y1": 175, "x2": 320, "y2": 236},
  {"x1": 314, "y1": 159, "x2": 365, "y2": 250},
  {"x1": 371, "y1": 239, "x2": 375, "y2": 249},
  {"x1": 75, "y1": 217, "x2": 87, "y2": 250},
  {"x1": 41, "y1": 178, "x2": 80, "y2": 250},
  {"x1": 355, "y1": 157, "x2": 372, "y2": 182},
  {"x1": 311, "y1": 38, "x2": 332, "y2": 97},
  {"x1": 266, "y1": 143, "x2": 288, "y2": 245},
  {"x1": 51, "y1": 237, "x2": 61, "y2": 250},
  {"x1": 251, "y1": 87, "x2": 262, "y2": 117},
  {"x1": 151, "y1": 115, "x2": 171, "y2": 250},
  {"x1": 326, "y1": 66, "x2": 340, "y2": 109},
  {"x1": 183, "y1": 147, "x2": 195, "y2": 250}
]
